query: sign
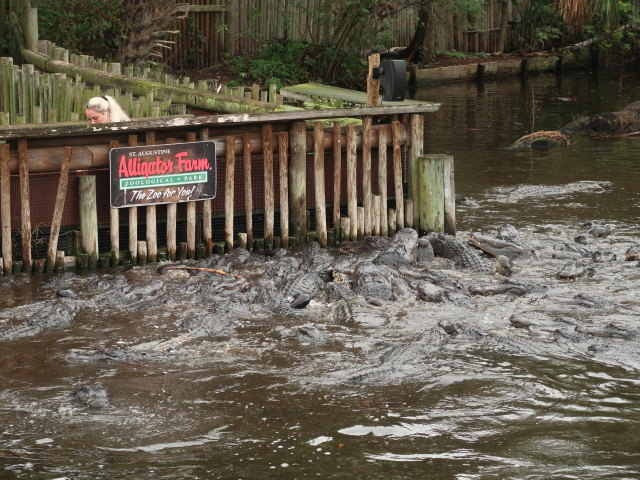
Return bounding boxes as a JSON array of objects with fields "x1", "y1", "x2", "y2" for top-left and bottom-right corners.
[{"x1": 109, "y1": 141, "x2": 217, "y2": 208}]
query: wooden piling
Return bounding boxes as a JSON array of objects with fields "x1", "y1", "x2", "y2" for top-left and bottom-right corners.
[
  {"x1": 242, "y1": 133, "x2": 253, "y2": 247},
  {"x1": 128, "y1": 134, "x2": 138, "y2": 264},
  {"x1": 186, "y1": 132, "x2": 197, "y2": 258},
  {"x1": 392, "y1": 120, "x2": 404, "y2": 229},
  {"x1": 409, "y1": 114, "x2": 424, "y2": 223},
  {"x1": 443, "y1": 155, "x2": 456, "y2": 234},
  {"x1": 18, "y1": 138, "x2": 31, "y2": 272},
  {"x1": 388, "y1": 208, "x2": 396, "y2": 232},
  {"x1": 313, "y1": 121, "x2": 328, "y2": 247},
  {"x1": 378, "y1": 125, "x2": 389, "y2": 236},
  {"x1": 332, "y1": 122, "x2": 342, "y2": 228},
  {"x1": 362, "y1": 117, "x2": 373, "y2": 236},
  {"x1": 137, "y1": 240, "x2": 148, "y2": 264},
  {"x1": 263, "y1": 124, "x2": 274, "y2": 249},
  {"x1": 79, "y1": 175, "x2": 98, "y2": 266},
  {"x1": 278, "y1": 131, "x2": 289, "y2": 248},
  {"x1": 109, "y1": 140, "x2": 119, "y2": 265},
  {"x1": 200, "y1": 127, "x2": 213, "y2": 255},
  {"x1": 0, "y1": 144, "x2": 12, "y2": 274},
  {"x1": 357, "y1": 207, "x2": 364, "y2": 240},
  {"x1": 46, "y1": 146, "x2": 71, "y2": 271},
  {"x1": 372, "y1": 195, "x2": 381, "y2": 236},
  {"x1": 225, "y1": 135, "x2": 235, "y2": 250},
  {"x1": 165, "y1": 137, "x2": 177, "y2": 260},
  {"x1": 346, "y1": 124, "x2": 358, "y2": 241},
  {"x1": 289, "y1": 120, "x2": 306, "y2": 240},
  {"x1": 339, "y1": 217, "x2": 350, "y2": 242},
  {"x1": 418, "y1": 155, "x2": 445, "y2": 233},
  {"x1": 405, "y1": 199, "x2": 414, "y2": 229},
  {"x1": 145, "y1": 131, "x2": 157, "y2": 262}
]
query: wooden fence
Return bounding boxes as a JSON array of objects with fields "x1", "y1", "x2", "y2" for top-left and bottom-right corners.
[
  {"x1": 168, "y1": 0, "x2": 516, "y2": 69},
  {"x1": 0, "y1": 104, "x2": 455, "y2": 274}
]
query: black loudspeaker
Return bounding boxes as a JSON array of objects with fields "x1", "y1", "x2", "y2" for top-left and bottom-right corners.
[{"x1": 374, "y1": 59, "x2": 407, "y2": 102}]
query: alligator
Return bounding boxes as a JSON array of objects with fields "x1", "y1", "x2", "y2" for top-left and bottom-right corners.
[
  {"x1": 492, "y1": 181, "x2": 611, "y2": 202},
  {"x1": 427, "y1": 232, "x2": 494, "y2": 274},
  {"x1": 626, "y1": 244, "x2": 640, "y2": 261},
  {"x1": 373, "y1": 228, "x2": 419, "y2": 269},
  {"x1": 467, "y1": 232, "x2": 532, "y2": 260},
  {"x1": 0, "y1": 299, "x2": 78, "y2": 341},
  {"x1": 555, "y1": 260, "x2": 595, "y2": 280},
  {"x1": 73, "y1": 384, "x2": 110, "y2": 408},
  {"x1": 580, "y1": 220, "x2": 614, "y2": 238}
]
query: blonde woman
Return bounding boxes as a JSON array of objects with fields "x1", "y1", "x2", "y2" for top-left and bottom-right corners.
[{"x1": 85, "y1": 95, "x2": 130, "y2": 123}]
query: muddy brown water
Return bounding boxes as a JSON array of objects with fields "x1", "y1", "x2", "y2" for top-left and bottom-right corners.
[{"x1": 1, "y1": 71, "x2": 640, "y2": 479}]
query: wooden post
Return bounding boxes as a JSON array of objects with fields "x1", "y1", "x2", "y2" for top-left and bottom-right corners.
[
  {"x1": 24, "y1": 7, "x2": 39, "y2": 51},
  {"x1": 165, "y1": 137, "x2": 177, "y2": 260},
  {"x1": 79, "y1": 176, "x2": 98, "y2": 266},
  {"x1": 18, "y1": 139, "x2": 31, "y2": 272},
  {"x1": 242, "y1": 133, "x2": 253, "y2": 247},
  {"x1": 137, "y1": 241, "x2": 148, "y2": 264},
  {"x1": 392, "y1": 120, "x2": 404, "y2": 229},
  {"x1": 339, "y1": 217, "x2": 350, "y2": 242},
  {"x1": 378, "y1": 125, "x2": 388, "y2": 236},
  {"x1": 346, "y1": 124, "x2": 358, "y2": 241},
  {"x1": 186, "y1": 132, "x2": 197, "y2": 258},
  {"x1": 263, "y1": 124, "x2": 274, "y2": 249},
  {"x1": 128, "y1": 135, "x2": 138, "y2": 263},
  {"x1": 313, "y1": 121, "x2": 327, "y2": 247},
  {"x1": 372, "y1": 195, "x2": 381, "y2": 236},
  {"x1": 200, "y1": 127, "x2": 213, "y2": 255},
  {"x1": 109, "y1": 140, "x2": 119, "y2": 265},
  {"x1": 418, "y1": 155, "x2": 445, "y2": 233},
  {"x1": 289, "y1": 120, "x2": 307, "y2": 240},
  {"x1": 0, "y1": 144, "x2": 12, "y2": 274},
  {"x1": 278, "y1": 132, "x2": 289, "y2": 248},
  {"x1": 363, "y1": 117, "x2": 372, "y2": 236},
  {"x1": 443, "y1": 155, "x2": 456, "y2": 234},
  {"x1": 409, "y1": 114, "x2": 424, "y2": 223},
  {"x1": 357, "y1": 207, "x2": 364, "y2": 240},
  {"x1": 332, "y1": 122, "x2": 342, "y2": 228},
  {"x1": 46, "y1": 146, "x2": 71, "y2": 271},
  {"x1": 405, "y1": 199, "x2": 414, "y2": 229},
  {"x1": 145, "y1": 131, "x2": 157, "y2": 262},
  {"x1": 225, "y1": 135, "x2": 235, "y2": 250},
  {"x1": 367, "y1": 53, "x2": 381, "y2": 107},
  {"x1": 388, "y1": 208, "x2": 397, "y2": 233}
]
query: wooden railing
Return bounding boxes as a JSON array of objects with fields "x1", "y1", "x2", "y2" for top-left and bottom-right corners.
[{"x1": 0, "y1": 104, "x2": 452, "y2": 274}]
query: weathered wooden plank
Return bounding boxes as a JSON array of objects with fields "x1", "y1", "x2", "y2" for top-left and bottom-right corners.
[
  {"x1": 362, "y1": 116, "x2": 372, "y2": 236},
  {"x1": 281, "y1": 83, "x2": 432, "y2": 107},
  {"x1": 79, "y1": 175, "x2": 98, "y2": 266},
  {"x1": 332, "y1": 122, "x2": 342, "y2": 228},
  {"x1": 47, "y1": 146, "x2": 71, "y2": 271},
  {"x1": 392, "y1": 120, "x2": 404, "y2": 229},
  {"x1": 378, "y1": 125, "x2": 388, "y2": 236},
  {"x1": 289, "y1": 120, "x2": 306, "y2": 240}
]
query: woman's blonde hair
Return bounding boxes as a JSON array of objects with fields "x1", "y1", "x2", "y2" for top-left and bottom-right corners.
[{"x1": 85, "y1": 95, "x2": 131, "y2": 122}]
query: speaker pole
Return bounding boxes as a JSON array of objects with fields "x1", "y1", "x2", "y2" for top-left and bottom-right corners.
[{"x1": 367, "y1": 53, "x2": 381, "y2": 107}]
